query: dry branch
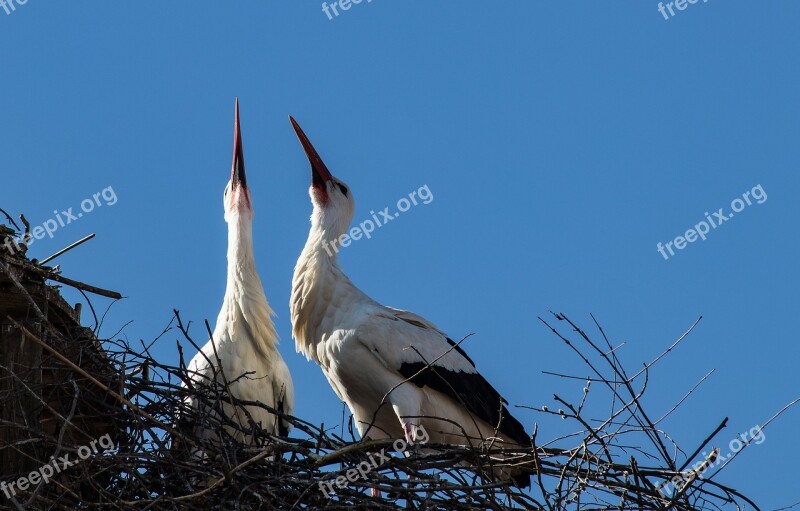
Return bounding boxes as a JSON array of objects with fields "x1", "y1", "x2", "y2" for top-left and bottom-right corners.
[{"x1": 0, "y1": 218, "x2": 786, "y2": 510}]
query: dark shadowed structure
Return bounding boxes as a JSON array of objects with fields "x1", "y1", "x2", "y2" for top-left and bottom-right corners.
[{"x1": 0, "y1": 223, "x2": 124, "y2": 497}]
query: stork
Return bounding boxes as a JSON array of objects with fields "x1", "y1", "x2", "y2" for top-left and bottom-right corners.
[
  {"x1": 184, "y1": 100, "x2": 294, "y2": 446},
  {"x1": 288, "y1": 116, "x2": 532, "y2": 487}
]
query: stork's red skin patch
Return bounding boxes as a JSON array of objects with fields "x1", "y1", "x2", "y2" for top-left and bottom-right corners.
[
  {"x1": 230, "y1": 185, "x2": 253, "y2": 211},
  {"x1": 312, "y1": 185, "x2": 329, "y2": 206}
]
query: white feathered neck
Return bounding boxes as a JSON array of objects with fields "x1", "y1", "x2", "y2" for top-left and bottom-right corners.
[
  {"x1": 291, "y1": 202, "x2": 368, "y2": 362},
  {"x1": 216, "y1": 210, "x2": 280, "y2": 360}
]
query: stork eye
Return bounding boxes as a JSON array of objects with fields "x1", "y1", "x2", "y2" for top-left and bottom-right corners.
[{"x1": 337, "y1": 183, "x2": 349, "y2": 197}]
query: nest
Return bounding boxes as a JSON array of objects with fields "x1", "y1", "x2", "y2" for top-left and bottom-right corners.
[{"x1": 0, "y1": 213, "x2": 787, "y2": 511}]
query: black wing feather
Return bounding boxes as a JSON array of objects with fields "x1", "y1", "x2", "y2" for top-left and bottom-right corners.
[
  {"x1": 397, "y1": 361, "x2": 530, "y2": 447},
  {"x1": 276, "y1": 396, "x2": 289, "y2": 437}
]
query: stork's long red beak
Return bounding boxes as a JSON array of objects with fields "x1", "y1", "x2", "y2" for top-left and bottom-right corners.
[
  {"x1": 231, "y1": 98, "x2": 247, "y2": 190},
  {"x1": 289, "y1": 116, "x2": 333, "y2": 189}
]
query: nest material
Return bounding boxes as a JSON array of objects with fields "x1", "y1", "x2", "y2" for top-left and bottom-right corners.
[
  {"x1": 0, "y1": 222, "x2": 125, "y2": 484},
  {"x1": 0, "y1": 218, "x2": 775, "y2": 511}
]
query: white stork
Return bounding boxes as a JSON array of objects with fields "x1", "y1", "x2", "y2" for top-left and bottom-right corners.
[
  {"x1": 184, "y1": 100, "x2": 294, "y2": 445},
  {"x1": 288, "y1": 117, "x2": 532, "y2": 487}
]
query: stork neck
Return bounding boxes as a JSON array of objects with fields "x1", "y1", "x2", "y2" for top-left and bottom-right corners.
[
  {"x1": 294, "y1": 223, "x2": 346, "y2": 297},
  {"x1": 228, "y1": 217, "x2": 255, "y2": 283},
  {"x1": 310, "y1": 203, "x2": 353, "y2": 246},
  {"x1": 220, "y1": 212, "x2": 279, "y2": 354},
  {"x1": 309, "y1": 220, "x2": 344, "y2": 263},
  {"x1": 291, "y1": 222, "x2": 362, "y2": 360},
  {"x1": 225, "y1": 214, "x2": 261, "y2": 297}
]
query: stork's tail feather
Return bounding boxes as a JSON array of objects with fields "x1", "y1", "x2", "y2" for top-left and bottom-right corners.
[
  {"x1": 511, "y1": 466, "x2": 535, "y2": 489},
  {"x1": 497, "y1": 408, "x2": 535, "y2": 489},
  {"x1": 498, "y1": 406, "x2": 531, "y2": 447}
]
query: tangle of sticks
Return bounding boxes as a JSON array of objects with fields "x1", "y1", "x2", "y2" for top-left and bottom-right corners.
[{"x1": 1, "y1": 221, "x2": 789, "y2": 510}]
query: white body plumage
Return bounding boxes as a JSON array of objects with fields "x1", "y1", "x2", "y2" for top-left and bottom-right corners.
[{"x1": 288, "y1": 117, "x2": 530, "y2": 487}]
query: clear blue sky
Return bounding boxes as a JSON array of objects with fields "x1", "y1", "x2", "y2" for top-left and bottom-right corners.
[{"x1": 1, "y1": 1, "x2": 798, "y2": 507}]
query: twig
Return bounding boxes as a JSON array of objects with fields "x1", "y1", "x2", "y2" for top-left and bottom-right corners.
[
  {"x1": 39, "y1": 233, "x2": 96, "y2": 266},
  {"x1": 0, "y1": 207, "x2": 20, "y2": 230},
  {"x1": 30, "y1": 266, "x2": 123, "y2": 299}
]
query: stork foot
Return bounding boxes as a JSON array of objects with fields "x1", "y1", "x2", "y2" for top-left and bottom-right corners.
[{"x1": 402, "y1": 422, "x2": 426, "y2": 446}]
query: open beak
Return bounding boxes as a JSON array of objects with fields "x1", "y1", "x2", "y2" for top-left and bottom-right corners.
[
  {"x1": 289, "y1": 116, "x2": 333, "y2": 189},
  {"x1": 231, "y1": 98, "x2": 247, "y2": 190}
]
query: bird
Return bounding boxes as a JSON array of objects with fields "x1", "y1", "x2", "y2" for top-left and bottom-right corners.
[
  {"x1": 287, "y1": 116, "x2": 533, "y2": 487},
  {"x1": 183, "y1": 99, "x2": 294, "y2": 448}
]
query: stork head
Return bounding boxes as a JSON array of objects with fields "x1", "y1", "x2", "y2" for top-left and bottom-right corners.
[
  {"x1": 289, "y1": 116, "x2": 355, "y2": 237},
  {"x1": 224, "y1": 98, "x2": 253, "y2": 221}
]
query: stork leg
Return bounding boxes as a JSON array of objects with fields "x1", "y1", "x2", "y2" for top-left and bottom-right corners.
[
  {"x1": 387, "y1": 386, "x2": 424, "y2": 446},
  {"x1": 403, "y1": 422, "x2": 417, "y2": 445},
  {"x1": 402, "y1": 421, "x2": 429, "y2": 446},
  {"x1": 400, "y1": 421, "x2": 427, "y2": 488},
  {"x1": 366, "y1": 450, "x2": 383, "y2": 499},
  {"x1": 387, "y1": 393, "x2": 426, "y2": 485}
]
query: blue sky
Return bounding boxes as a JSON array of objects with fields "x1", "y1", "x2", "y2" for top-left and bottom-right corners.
[{"x1": 1, "y1": 1, "x2": 798, "y2": 507}]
